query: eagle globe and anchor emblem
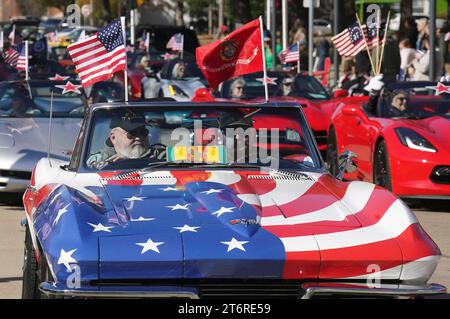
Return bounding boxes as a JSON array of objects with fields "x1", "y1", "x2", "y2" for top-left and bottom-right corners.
[{"x1": 219, "y1": 38, "x2": 240, "y2": 61}]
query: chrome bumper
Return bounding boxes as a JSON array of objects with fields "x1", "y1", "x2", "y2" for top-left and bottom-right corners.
[
  {"x1": 39, "y1": 282, "x2": 200, "y2": 299},
  {"x1": 39, "y1": 281, "x2": 447, "y2": 299},
  {"x1": 301, "y1": 282, "x2": 447, "y2": 299}
]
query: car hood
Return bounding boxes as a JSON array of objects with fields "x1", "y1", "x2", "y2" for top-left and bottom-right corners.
[
  {"x1": 0, "y1": 118, "x2": 81, "y2": 171},
  {"x1": 96, "y1": 170, "x2": 375, "y2": 280},
  {"x1": 397, "y1": 116, "x2": 450, "y2": 150}
]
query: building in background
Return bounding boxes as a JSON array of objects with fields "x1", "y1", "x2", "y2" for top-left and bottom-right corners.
[{"x1": 0, "y1": 0, "x2": 22, "y2": 21}]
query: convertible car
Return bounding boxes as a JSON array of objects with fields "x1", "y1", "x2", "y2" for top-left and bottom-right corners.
[
  {"x1": 22, "y1": 101, "x2": 445, "y2": 299},
  {"x1": 327, "y1": 87, "x2": 450, "y2": 199},
  {"x1": 0, "y1": 79, "x2": 124, "y2": 193}
]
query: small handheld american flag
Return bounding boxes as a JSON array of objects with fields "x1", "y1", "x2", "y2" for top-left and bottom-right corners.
[
  {"x1": 166, "y1": 33, "x2": 184, "y2": 52},
  {"x1": 68, "y1": 18, "x2": 127, "y2": 88},
  {"x1": 332, "y1": 23, "x2": 366, "y2": 57},
  {"x1": 16, "y1": 42, "x2": 27, "y2": 72},
  {"x1": 279, "y1": 42, "x2": 300, "y2": 64},
  {"x1": 366, "y1": 22, "x2": 386, "y2": 50},
  {"x1": 4, "y1": 46, "x2": 20, "y2": 67}
]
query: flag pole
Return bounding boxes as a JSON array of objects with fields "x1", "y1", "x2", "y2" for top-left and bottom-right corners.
[
  {"x1": 25, "y1": 40, "x2": 29, "y2": 81},
  {"x1": 120, "y1": 16, "x2": 129, "y2": 102},
  {"x1": 376, "y1": 9, "x2": 381, "y2": 75},
  {"x1": 181, "y1": 34, "x2": 184, "y2": 60},
  {"x1": 355, "y1": 14, "x2": 377, "y2": 76},
  {"x1": 259, "y1": 16, "x2": 269, "y2": 102},
  {"x1": 377, "y1": 11, "x2": 390, "y2": 76},
  {"x1": 47, "y1": 91, "x2": 54, "y2": 167},
  {"x1": 297, "y1": 41, "x2": 301, "y2": 74}
]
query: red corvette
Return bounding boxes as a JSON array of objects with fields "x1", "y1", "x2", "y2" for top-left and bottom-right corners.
[{"x1": 327, "y1": 93, "x2": 450, "y2": 199}]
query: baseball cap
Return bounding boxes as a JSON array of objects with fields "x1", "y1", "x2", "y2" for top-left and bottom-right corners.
[{"x1": 106, "y1": 111, "x2": 147, "y2": 147}]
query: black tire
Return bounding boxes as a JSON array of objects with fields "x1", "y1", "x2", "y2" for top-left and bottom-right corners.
[
  {"x1": 21, "y1": 225, "x2": 40, "y2": 299},
  {"x1": 326, "y1": 127, "x2": 339, "y2": 177},
  {"x1": 373, "y1": 140, "x2": 393, "y2": 191}
]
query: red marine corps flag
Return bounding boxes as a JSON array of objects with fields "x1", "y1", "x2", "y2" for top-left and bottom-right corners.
[{"x1": 196, "y1": 18, "x2": 265, "y2": 90}]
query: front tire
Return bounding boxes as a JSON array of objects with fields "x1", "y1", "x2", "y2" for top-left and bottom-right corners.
[
  {"x1": 373, "y1": 140, "x2": 392, "y2": 191},
  {"x1": 22, "y1": 225, "x2": 40, "y2": 299}
]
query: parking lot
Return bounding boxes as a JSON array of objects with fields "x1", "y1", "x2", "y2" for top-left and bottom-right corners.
[{"x1": 0, "y1": 195, "x2": 448, "y2": 299}]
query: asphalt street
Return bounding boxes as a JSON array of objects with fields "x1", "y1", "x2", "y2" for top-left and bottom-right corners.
[{"x1": 0, "y1": 194, "x2": 448, "y2": 299}]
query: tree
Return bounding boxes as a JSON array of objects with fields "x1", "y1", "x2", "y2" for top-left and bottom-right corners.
[{"x1": 399, "y1": 0, "x2": 413, "y2": 38}]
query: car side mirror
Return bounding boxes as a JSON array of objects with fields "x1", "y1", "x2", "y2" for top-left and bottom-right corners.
[{"x1": 336, "y1": 151, "x2": 358, "y2": 180}]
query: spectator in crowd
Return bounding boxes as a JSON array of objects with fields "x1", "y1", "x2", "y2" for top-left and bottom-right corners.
[
  {"x1": 440, "y1": 62, "x2": 450, "y2": 82},
  {"x1": 289, "y1": 19, "x2": 305, "y2": 45},
  {"x1": 401, "y1": 17, "x2": 418, "y2": 47},
  {"x1": 263, "y1": 30, "x2": 282, "y2": 70},
  {"x1": 315, "y1": 31, "x2": 330, "y2": 71},
  {"x1": 399, "y1": 39, "x2": 417, "y2": 80},
  {"x1": 411, "y1": 39, "x2": 444, "y2": 81},
  {"x1": 416, "y1": 18, "x2": 429, "y2": 52},
  {"x1": 338, "y1": 58, "x2": 356, "y2": 88},
  {"x1": 136, "y1": 56, "x2": 150, "y2": 72}
]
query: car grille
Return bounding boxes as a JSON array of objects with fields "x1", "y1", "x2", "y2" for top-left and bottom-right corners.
[
  {"x1": 91, "y1": 279, "x2": 305, "y2": 299},
  {"x1": 0, "y1": 170, "x2": 32, "y2": 180},
  {"x1": 430, "y1": 166, "x2": 450, "y2": 184}
]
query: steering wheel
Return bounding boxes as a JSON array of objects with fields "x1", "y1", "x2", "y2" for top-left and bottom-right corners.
[{"x1": 150, "y1": 143, "x2": 167, "y2": 160}]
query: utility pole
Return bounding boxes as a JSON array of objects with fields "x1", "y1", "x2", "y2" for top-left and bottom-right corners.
[
  {"x1": 429, "y1": 0, "x2": 436, "y2": 80},
  {"x1": 333, "y1": 0, "x2": 340, "y2": 85},
  {"x1": 271, "y1": 0, "x2": 276, "y2": 70},
  {"x1": 218, "y1": 0, "x2": 224, "y2": 30},
  {"x1": 266, "y1": 0, "x2": 271, "y2": 31},
  {"x1": 282, "y1": 0, "x2": 288, "y2": 50},
  {"x1": 308, "y1": 2, "x2": 314, "y2": 74}
]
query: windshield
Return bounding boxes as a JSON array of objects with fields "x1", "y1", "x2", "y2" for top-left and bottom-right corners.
[
  {"x1": 0, "y1": 82, "x2": 86, "y2": 118},
  {"x1": 85, "y1": 106, "x2": 321, "y2": 172},
  {"x1": 222, "y1": 73, "x2": 329, "y2": 100},
  {"x1": 397, "y1": 98, "x2": 450, "y2": 119}
]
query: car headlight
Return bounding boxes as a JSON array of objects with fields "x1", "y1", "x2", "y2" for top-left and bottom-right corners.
[
  {"x1": 394, "y1": 127, "x2": 437, "y2": 153},
  {"x1": 286, "y1": 128, "x2": 301, "y2": 142}
]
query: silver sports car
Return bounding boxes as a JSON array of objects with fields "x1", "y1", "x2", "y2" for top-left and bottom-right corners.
[
  {"x1": 0, "y1": 80, "x2": 86, "y2": 192},
  {"x1": 145, "y1": 58, "x2": 207, "y2": 101}
]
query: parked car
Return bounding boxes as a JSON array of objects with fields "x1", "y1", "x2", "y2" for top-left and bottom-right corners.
[{"x1": 21, "y1": 100, "x2": 445, "y2": 298}]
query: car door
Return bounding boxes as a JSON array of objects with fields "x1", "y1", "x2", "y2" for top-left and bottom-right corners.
[{"x1": 339, "y1": 103, "x2": 377, "y2": 181}]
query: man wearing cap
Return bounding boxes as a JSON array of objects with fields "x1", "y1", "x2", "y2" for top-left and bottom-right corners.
[{"x1": 87, "y1": 111, "x2": 164, "y2": 169}]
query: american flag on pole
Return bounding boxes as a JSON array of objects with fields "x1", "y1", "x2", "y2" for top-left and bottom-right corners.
[
  {"x1": 166, "y1": 33, "x2": 184, "y2": 52},
  {"x1": 4, "y1": 46, "x2": 20, "y2": 67},
  {"x1": 366, "y1": 22, "x2": 386, "y2": 49},
  {"x1": 67, "y1": 18, "x2": 126, "y2": 87},
  {"x1": 279, "y1": 42, "x2": 300, "y2": 64},
  {"x1": 16, "y1": 43, "x2": 27, "y2": 71},
  {"x1": 331, "y1": 23, "x2": 366, "y2": 57}
]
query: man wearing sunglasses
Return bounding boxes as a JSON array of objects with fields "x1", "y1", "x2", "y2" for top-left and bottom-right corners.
[{"x1": 87, "y1": 111, "x2": 164, "y2": 169}]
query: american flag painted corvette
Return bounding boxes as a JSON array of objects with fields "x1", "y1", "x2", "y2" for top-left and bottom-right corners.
[{"x1": 22, "y1": 102, "x2": 445, "y2": 298}]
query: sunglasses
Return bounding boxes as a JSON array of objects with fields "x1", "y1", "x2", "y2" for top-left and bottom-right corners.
[
  {"x1": 235, "y1": 86, "x2": 244, "y2": 90},
  {"x1": 396, "y1": 97, "x2": 408, "y2": 102},
  {"x1": 119, "y1": 127, "x2": 149, "y2": 139},
  {"x1": 283, "y1": 82, "x2": 292, "y2": 86}
]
